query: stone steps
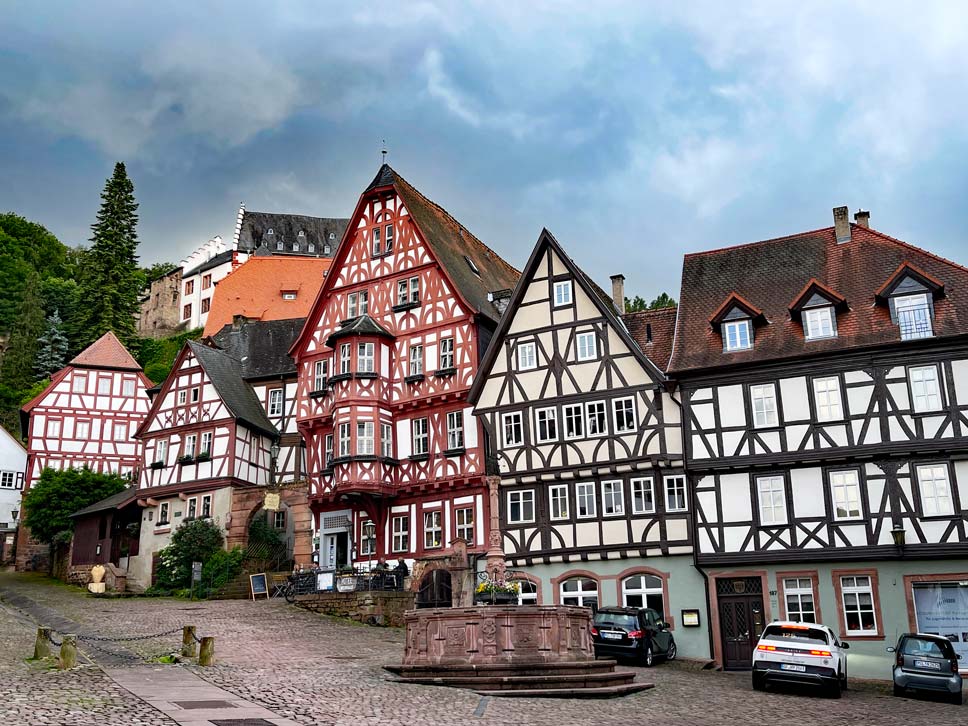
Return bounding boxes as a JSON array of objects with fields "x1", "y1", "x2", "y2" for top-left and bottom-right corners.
[
  {"x1": 388, "y1": 669, "x2": 636, "y2": 690},
  {"x1": 474, "y1": 682, "x2": 655, "y2": 699},
  {"x1": 386, "y1": 658, "x2": 620, "y2": 680}
]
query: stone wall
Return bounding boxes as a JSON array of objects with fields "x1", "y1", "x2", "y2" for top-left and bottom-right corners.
[
  {"x1": 138, "y1": 268, "x2": 183, "y2": 339},
  {"x1": 293, "y1": 591, "x2": 415, "y2": 627}
]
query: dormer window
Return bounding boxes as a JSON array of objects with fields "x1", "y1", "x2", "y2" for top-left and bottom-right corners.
[
  {"x1": 282, "y1": 291, "x2": 297, "y2": 301},
  {"x1": 308, "y1": 243, "x2": 315, "y2": 253},
  {"x1": 894, "y1": 293, "x2": 933, "y2": 340},
  {"x1": 292, "y1": 243, "x2": 299, "y2": 251},
  {"x1": 323, "y1": 243, "x2": 331, "y2": 255},
  {"x1": 276, "y1": 240, "x2": 284, "y2": 251},
  {"x1": 789, "y1": 279, "x2": 847, "y2": 342},
  {"x1": 876, "y1": 262, "x2": 943, "y2": 341},
  {"x1": 803, "y1": 306, "x2": 836, "y2": 340},
  {"x1": 711, "y1": 292, "x2": 765, "y2": 353},
  {"x1": 298, "y1": 230, "x2": 305, "y2": 238},
  {"x1": 465, "y1": 255, "x2": 481, "y2": 277},
  {"x1": 723, "y1": 319, "x2": 752, "y2": 351},
  {"x1": 267, "y1": 228, "x2": 274, "y2": 236}
]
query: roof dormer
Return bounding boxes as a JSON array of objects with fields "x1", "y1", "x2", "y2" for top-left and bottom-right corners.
[
  {"x1": 710, "y1": 293, "x2": 766, "y2": 352},
  {"x1": 789, "y1": 279, "x2": 848, "y2": 341},
  {"x1": 875, "y1": 262, "x2": 944, "y2": 341}
]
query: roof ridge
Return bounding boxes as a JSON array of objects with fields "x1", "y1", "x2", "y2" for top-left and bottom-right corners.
[
  {"x1": 684, "y1": 225, "x2": 835, "y2": 258},
  {"x1": 858, "y1": 225, "x2": 968, "y2": 275}
]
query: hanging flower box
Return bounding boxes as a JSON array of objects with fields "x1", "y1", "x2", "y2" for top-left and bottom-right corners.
[{"x1": 474, "y1": 578, "x2": 520, "y2": 605}]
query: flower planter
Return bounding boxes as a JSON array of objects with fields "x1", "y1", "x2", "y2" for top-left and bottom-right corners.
[{"x1": 474, "y1": 591, "x2": 518, "y2": 606}]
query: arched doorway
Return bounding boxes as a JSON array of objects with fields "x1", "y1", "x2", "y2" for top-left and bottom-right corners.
[
  {"x1": 246, "y1": 504, "x2": 294, "y2": 572},
  {"x1": 416, "y1": 568, "x2": 452, "y2": 609}
]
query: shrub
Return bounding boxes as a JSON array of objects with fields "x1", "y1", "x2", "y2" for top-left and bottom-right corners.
[
  {"x1": 202, "y1": 546, "x2": 244, "y2": 594},
  {"x1": 154, "y1": 518, "x2": 225, "y2": 590}
]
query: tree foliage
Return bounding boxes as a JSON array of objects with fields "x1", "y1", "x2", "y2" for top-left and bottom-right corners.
[
  {"x1": 136, "y1": 327, "x2": 203, "y2": 384},
  {"x1": 21, "y1": 467, "x2": 128, "y2": 544},
  {"x1": 0, "y1": 269, "x2": 46, "y2": 392},
  {"x1": 624, "y1": 292, "x2": 678, "y2": 313},
  {"x1": 0, "y1": 213, "x2": 69, "y2": 335},
  {"x1": 35, "y1": 310, "x2": 69, "y2": 380},
  {"x1": 154, "y1": 518, "x2": 225, "y2": 590}
]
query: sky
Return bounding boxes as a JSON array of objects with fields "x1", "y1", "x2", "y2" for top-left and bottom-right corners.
[{"x1": 3, "y1": 1, "x2": 968, "y2": 301}]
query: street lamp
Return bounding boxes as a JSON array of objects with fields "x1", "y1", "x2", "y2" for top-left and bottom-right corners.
[
  {"x1": 269, "y1": 442, "x2": 280, "y2": 487},
  {"x1": 891, "y1": 524, "x2": 906, "y2": 552}
]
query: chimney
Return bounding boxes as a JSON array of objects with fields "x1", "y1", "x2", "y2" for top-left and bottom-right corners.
[
  {"x1": 854, "y1": 209, "x2": 870, "y2": 228},
  {"x1": 610, "y1": 274, "x2": 626, "y2": 312},
  {"x1": 833, "y1": 206, "x2": 851, "y2": 243}
]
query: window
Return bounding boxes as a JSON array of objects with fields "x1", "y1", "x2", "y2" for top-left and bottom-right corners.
[
  {"x1": 358, "y1": 342, "x2": 375, "y2": 373},
  {"x1": 631, "y1": 477, "x2": 655, "y2": 514},
  {"x1": 276, "y1": 240, "x2": 283, "y2": 251},
  {"x1": 783, "y1": 578, "x2": 817, "y2": 623},
  {"x1": 360, "y1": 520, "x2": 376, "y2": 555},
  {"x1": 803, "y1": 306, "x2": 836, "y2": 340},
  {"x1": 895, "y1": 293, "x2": 933, "y2": 340},
  {"x1": 381, "y1": 423, "x2": 393, "y2": 458},
  {"x1": 517, "y1": 342, "x2": 537, "y2": 370},
  {"x1": 564, "y1": 404, "x2": 584, "y2": 439},
  {"x1": 829, "y1": 469, "x2": 862, "y2": 520},
  {"x1": 201, "y1": 495, "x2": 211, "y2": 518},
  {"x1": 313, "y1": 359, "x2": 328, "y2": 390},
  {"x1": 723, "y1": 319, "x2": 752, "y2": 351},
  {"x1": 338, "y1": 423, "x2": 351, "y2": 458},
  {"x1": 282, "y1": 291, "x2": 297, "y2": 301},
  {"x1": 46, "y1": 418, "x2": 61, "y2": 437},
  {"x1": 185, "y1": 280, "x2": 194, "y2": 295},
  {"x1": 813, "y1": 377, "x2": 843, "y2": 421},
  {"x1": 910, "y1": 365, "x2": 942, "y2": 412},
  {"x1": 439, "y1": 337, "x2": 454, "y2": 370},
  {"x1": 72, "y1": 375, "x2": 86, "y2": 393},
  {"x1": 613, "y1": 397, "x2": 636, "y2": 433},
  {"x1": 602, "y1": 480, "x2": 624, "y2": 516},
  {"x1": 576, "y1": 482, "x2": 596, "y2": 518},
  {"x1": 750, "y1": 383, "x2": 778, "y2": 428},
  {"x1": 0, "y1": 472, "x2": 15, "y2": 489},
  {"x1": 535, "y1": 407, "x2": 558, "y2": 443},
  {"x1": 586, "y1": 401, "x2": 607, "y2": 436},
  {"x1": 392, "y1": 515, "x2": 409, "y2": 552},
  {"x1": 622, "y1": 574, "x2": 664, "y2": 612},
  {"x1": 201, "y1": 297, "x2": 211, "y2": 314},
  {"x1": 916, "y1": 464, "x2": 954, "y2": 516},
  {"x1": 187, "y1": 498, "x2": 197, "y2": 519},
  {"x1": 348, "y1": 290, "x2": 368, "y2": 317},
  {"x1": 200, "y1": 431, "x2": 212, "y2": 456},
  {"x1": 184, "y1": 434, "x2": 197, "y2": 458},
  {"x1": 573, "y1": 331, "x2": 597, "y2": 361},
  {"x1": 385, "y1": 224, "x2": 394, "y2": 253},
  {"x1": 357, "y1": 421, "x2": 374, "y2": 455},
  {"x1": 113, "y1": 422, "x2": 127, "y2": 441},
  {"x1": 371, "y1": 226, "x2": 382, "y2": 256},
  {"x1": 409, "y1": 344, "x2": 423, "y2": 376},
  {"x1": 840, "y1": 575, "x2": 877, "y2": 635},
  {"x1": 268, "y1": 389, "x2": 284, "y2": 417},
  {"x1": 664, "y1": 475, "x2": 687, "y2": 512},
  {"x1": 412, "y1": 418, "x2": 429, "y2": 455},
  {"x1": 291, "y1": 242, "x2": 299, "y2": 252},
  {"x1": 516, "y1": 579, "x2": 538, "y2": 605},
  {"x1": 178, "y1": 390, "x2": 187, "y2": 405},
  {"x1": 183, "y1": 303, "x2": 192, "y2": 320},
  {"x1": 122, "y1": 379, "x2": 135, "y2": 397},
  {"x1": 76, "y1": 420, "x2": 90, "y2": 440},
  {"x1": 502, "y1": 412, "x2": 523, "y2": 447},
  {"x1": 549, "y1": 484, "x2": 569, "y2": 520},
  {"x1": 423, "y1": 511, "x2": 442, "y2": 548},
  {"x1": 553, "y1": 280, "x2": 573, "y2": 307},
  {"x1": 455, "y1": 507, "x2": 474, "y2": 542},
  {"x1": 324, "y1": 434, "x2": 334, "y2": 467},
  {"x1": 158, "y1": 502, "x2": 170, "y2": 525},
  {"x1": 507, "y1": 490, "x2": 535, "y2": 524},
  {"x1": 191, "y1": 387, "x2": 200, "y2": 403},
  {"x1": 560, "y1": 577, "x2": 597, "y2": 608},
  {"x1": 465, "y1": 255, "x2": 480, "y2": 276},
  {"x1": 397, "y1": 279, "x2": 408, "y2": 305},
  {"x1": 340, "y1": 343, "x2": 351, "y2": 374},
  {"x1": 98, "y1": 376, "x2": 112, "y2": 395},
  {"x1": 756, "y1": 475, "x2": 787, "y2": 525},
  {"x1": 446, "y1": 411, "x2": 464, "y2": 450},
  {"x1": 308, "y1": 243, "x2": 315, "y2": 253},
  {"x1": 155, "y1": 439, "x2": 168, "y2": 465}
]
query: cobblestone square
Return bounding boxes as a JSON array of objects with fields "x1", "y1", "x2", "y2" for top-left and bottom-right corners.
[{"x1": 0, "y1": 573, "x2": 963, "y2": 726}]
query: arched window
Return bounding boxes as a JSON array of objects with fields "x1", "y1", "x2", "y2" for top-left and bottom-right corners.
[
  {"x1": 622, "y1": 574, "x2": 664, "y2": 613},
  {"x1": 560, "y1": 577, "x2": 598, "y2": 608},
  {"x1": 267, "y1": 228, "x2": 274, "y2": 235},
  {"x1": 276, "y1": 240, "x2": 284, "y2": 251},
  {"x1": 514, "y1": 579, "x2": 538, "y2": 605}
]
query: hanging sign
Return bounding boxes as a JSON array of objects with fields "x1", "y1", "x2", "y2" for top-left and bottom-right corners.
[{"x1": 263, "y1": 492, "x2": 281, "y2": 511}]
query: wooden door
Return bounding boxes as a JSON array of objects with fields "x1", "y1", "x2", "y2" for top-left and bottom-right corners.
[{"x1": 717, "y1": 577, "x2": 765, "y2": 670}]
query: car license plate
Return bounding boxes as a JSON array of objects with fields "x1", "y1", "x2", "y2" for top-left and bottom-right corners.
[
  {"x1": 780, "y1": 664, "x2": 806, "y2": 672},
  {"x1": 601, "y1": 631, "x2": 623, "y2": 640},
  {"x1": 915, "y1": 660, "x2": 941, "y2": 670}
]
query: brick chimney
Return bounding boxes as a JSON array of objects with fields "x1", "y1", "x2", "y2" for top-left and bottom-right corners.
[
  {"x1": 833, "y1": 206, "x2": 851, "y2": 244},
  {"x1": 610, "y1": 274, "x2": 626, "y2": 312},
  {"x1": 854, "y1": 209, "x2": 870, "y2": 228}
]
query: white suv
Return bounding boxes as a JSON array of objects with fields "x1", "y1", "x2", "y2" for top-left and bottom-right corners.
[{"x1": 752, "y1": 621, "x2": 849, "y2": 697}]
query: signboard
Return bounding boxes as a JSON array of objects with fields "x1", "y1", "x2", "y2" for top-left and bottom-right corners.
[
  {"x1": 336, "y1": 575, "x2": 357, "y2": 593},
  {"x1": 913, "y1": 583, "x2": 968, "y2": 661},
  {"x1": 191, "y1": 561, "x2": 203, "y2": 583},
  {"x1": 249, "y1": 573, "x2": 269, "y2": 600},
  {"x1": 317, "y1": 572, "x2": 334, "y2": 591},
  {"x1": 681, "y1": 609, "x2": 701, "y2": 627},
  {"x1": 263, "y1": 492, "x2": 281, "y2": 511}
]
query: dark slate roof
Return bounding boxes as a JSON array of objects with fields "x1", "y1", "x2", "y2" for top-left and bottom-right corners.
[
  {"x1": 326, "y1": 314, "x2": 395, "y2": 347},
  {"x1": 210, "y1": 318, "x2": 303, "y2": 380},
  {"x1": 237, "y1": 211, "x2": 349, "y2": 257},
  {"x1": 622, "y1": 307, "x2": 678, "y2": 372},
  {"x1": 187, "y1": 341, "x2": 278, "y2": 437},
  {"x1": 366, "y1": 165, "x2": 520, "y2": 323},
  {"x1": 670, "y1": 223, "x2": 968, "y2": 373},
  {"x1": 70, "y1": 487, "x2": 138, "y2": 518},
  {"x1": 183, "y1": 249, "x2": 234, "y2": 277}
]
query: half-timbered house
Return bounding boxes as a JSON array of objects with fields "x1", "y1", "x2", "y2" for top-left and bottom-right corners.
[
  {"x1": 17, "y1": 332, "x2": 152, "y2": 570},
  {"x1": 468, "y1": 230, "x2": 709, "y2": 659},
  {"x1": 289, "y1": 164, "x2": 519, "y2": 599},
  {"x1": 671, "y1": 207, "x2": 968, "y2": 677}
]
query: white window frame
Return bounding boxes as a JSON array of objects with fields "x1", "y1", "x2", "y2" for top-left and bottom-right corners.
[
  {"x1": 622, "y1": 574, "x2": 664, "y2": 611},
  {"x1": 409, "y1": 344, "x2": 423, "y2": 376},
  {"x1": 549, "y1": 484, "x2": 569, "y2": 520},
  {"x1": 804, "y1": 306, "x2": 836, "y2": 340},
  {"x1": 576, "y1": 482, "x2": 596, "y2": 518},
  {"x1": 631, "y1": 477, "x2": 655, "y2": 514},
  {"x1": 910, "y1": 365, "x2": 942, "y2": 413},
  {"x1": 184, "y1": 434, "x2": 197, "y2": 458},
  {"x1": 357, "y1": 342, "x2": 375, "y2": 374},
  {"x1": 601, "y1": 480, "x2": 625, "y2": 517},
  {"x1": 201, "y1": 495, "x2": 212, "y2": 518},
  {"x1": 576, "y1": 332, "x2": 597, "y2": 361},
  {"x1": 507, "y1": 490, "x2": 535, "y2": 524},
  {"x1": 397, "y1": 279, "x2": 408, "y2": 305},
  {"x1": 515, "y1": 579, "x2": 538, "y2": 605},
  {"x1": 750, "y1": 383, "x2": 778, "y2": 428},
  {"x1": 664, "y1": 475, "x2": 687, "y2": 513},
  {"x1": 357, "y1": 421, "x2": 375, "y2": 456},
  {"x1": 756, "y1": 475, "x2": 787, "y2": 525},
  {"x1": 840, "y1": 575, "x2": 878, "y2": 635},
  {"x1": 371, "y1": 226, "x2": 382, "y2": 257},
  {"x1": 46, "y1": 418, "x2": 61, "y2": 438},
  {"x1": 391, "y1": 515, "x2": 409, "y2": 552},
  {"x1": 408, "y1": 276, "x2": 420, "y2": 304},
  {"x1": 347, "y1": 292, "x2": 360, "y2": 318},
  {"x1": 612, "y1": 397, "x2": 636, "y2": 433},
  {"x1": 338, "y1": 422, "x2": 351, "y2": 458},
  {"x1": 324, "y1": 434, "x2": 333, "y2": 467},
  {"x1": 563, "y1": 403, "x2": 584, "y2": 439},
  {"x1": 339, "y1": 343, "x2": 351, "y2": 374},
  {"x1": 895, "y1": 292, "x2": 933, "y2": 340},
  {"x1": 155, "y1": 439, "x2": 168, "y2": 465},
  {"x1": 360, "y1": 519, "x2": 376, "y2": 556},
  {"x1": 200, "y1": 431, "x2": 213, "y2": 456},
  {"x1": 187, "y1": 497, "x2": 197, "y2": 519},
  {"x1": 122, "y1": 379, "x2": 135, "y2": 397},
  {"x1": 516, "y1": 341, "x2": 537, "y2": 371},
  {"x1": 783, "y1": 577, "x2": 817, "y2": 624},
  {"x1": 553, "y1": 280, "x2": 573, "y2": 307},
  {"x1": 560, "y1": 577, "x2": 598, "y2": 608},
  {"x1": 439, "y1": 337, "x2": 455, "y2": 370},
  {"x1": 723, "y1": 319, "x2": 752, "y2": 351},
  {"x1": 72, "y1": 375, "x2": 86, "y2": 393},
  {"x1": 178, "y1": 390, "x2": 187, "y2": 405},
  {"x1": 75, "y1": 419, "x2": 91, "y2": 440},
  {"x1": 97, "y1": 376, "x2": 112, "y2": 395},
  {"x1": 916, "y1": 464, "x2": 954, "y2": 516},
  {"x1": 412, "y1": 418, "x2": 429, "y2": 456},
  {"x1": 381, "y1": 423, "x2": 393, "y2": 459},
  {"x1": 534, "y1": 407, "x2": 558, "y2": 443},
  {"x1": 313, "y1": 359, "x2": 328, "y2": 390},
  {"x1": 385, "y1": 223, "x2": 394, "y2": 253},
  {"x1": 446, "y1": 411, "x2": 464, "y2": 451},
  {"x1": 424, "y1": 510, "x2": 443, "y2": 549},
  {"x1": 158, "y1": 502, "x2": 170, "y2": 525},
  {"x1": 813, "y1": 376, "x2": 843, "y2": 422},
  {"x1": 268, "y1": 389, "x2": 284, "y2": 417},
  {"x1": 502, "y1": 411, "x2": 523, "y2": 447},
  {"x1": 585, "y1": 401, "x2": 607, "y2": 437},
  {"x1": 829, "y1": 469, "x2": 863, "y2": 521},
  {"x1": 455, "y1": 507, "x2": 474, "y2": 542}
]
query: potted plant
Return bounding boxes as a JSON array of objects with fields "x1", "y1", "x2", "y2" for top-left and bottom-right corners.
[
  {"x1": 195, "y1": 451, "x2": 212, "y2": 463},
  {"x1": 178, "y1": 454, "x2": 194, "y2": 466},
  {"x1": 474, "y1": 578, "x2": 520, "y2": 605}
]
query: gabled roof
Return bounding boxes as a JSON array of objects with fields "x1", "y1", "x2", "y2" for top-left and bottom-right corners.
[
  {"x1": 201, "y1": 256, "x2": 330, "y2": 336},
  {"x1": 183, "y1": 249, "x2": 235, "y2": 277},
  {"x1": 69, "y1": 332, "x2": 142, "y2": 371},
  {"x1": 670, "y1": 222, "x2": 968, "y2": 373},
  {"x1": 788, "y1": 278, "x2": 848, "y2": 320},
  {"x1": 70, "y1": 487, "x2": 138, "y2": 518},
  {"x1": 708, "y1": 292, "x2": 766, "y2": 329},
  {"x1": 326, "y1": 314, "x2": 395, "y2": 347},
  {"x1": 210, "y1": 318, "x2": 303, "y2": 380},
  {"x1": 874, "y1": 261, "x2": 945, "y2": 302},
  {"x1": 236, "y1": 210, "x2": 349, "y2": 256},
  {"x1": 469, "y1": 229, "x2": 665, "y2": 404},
  {"x1": 622, "y1": 307, "x2": 678, "y2": 372}
]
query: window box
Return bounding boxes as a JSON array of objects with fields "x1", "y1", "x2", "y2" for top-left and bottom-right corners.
[
  {"x1": 434, "y1": 367, "x2": 457, "y2": 379},
  {"x1": 309, "y1": 388, "x2": 329, "y2": 399},
  {"x1": 408, "y1": 453, "x2": 430, "y2": 462},
  {"x1": 381, "y1": 456, "x2": 401, "y2": 467},
  {"x1": 474, "y1": 590, "x2": 518, "y2": 606},
  {"x1": 149, "y1": 461, "x2": 165, "y2": 470},
  {"x1": 177, "y1": 455, "x2": 195, "y2": 466},
  {"x1": 355, "y1": 371, "x2": 378, "y2": 380},
  {"x1": 156, "y1": 520, "x2": 170, "y2": 527},
  {"x1": 391, "y1": 301, "x2": 421, "y2": 313},
  {"x1": 443, "y1": 447, "x2": 465, "y2": 457},
  {"x1": 195, "y1": 452, "x2": 211, "y2": 463},
  {"x1": 329, "y1": 372, "x2": 352, "y2": 384},
  {"x1": 404, "y1": 373, "x2": 425, "y2": 384}
]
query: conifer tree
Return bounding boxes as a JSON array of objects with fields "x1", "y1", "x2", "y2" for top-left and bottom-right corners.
[
  {"x1": 75, "y1": 162, "x2": 141, "y2": 348},
  {"x1": 0, "y1": 269, "x2": 45, "y2": 392},
  {"x1": 35, "y1": 310, "x2": 69, "y2": 379}
]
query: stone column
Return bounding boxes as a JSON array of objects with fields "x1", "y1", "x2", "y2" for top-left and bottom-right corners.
[{"x1": 484, "y1": 475, "x2": 506, "y2": 581}]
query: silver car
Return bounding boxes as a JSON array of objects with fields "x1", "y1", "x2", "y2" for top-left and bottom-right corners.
[{"x1": 888, "y1": 633, "x2": 963, "y2": 705}]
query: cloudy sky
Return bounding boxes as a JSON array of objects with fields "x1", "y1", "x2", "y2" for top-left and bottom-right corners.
[{"x1": 3, "y1": 1, "x2": 967, "y2": 300}]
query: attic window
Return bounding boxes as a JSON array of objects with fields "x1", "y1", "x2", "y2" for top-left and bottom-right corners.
[
  {"x1": 267, "y1": 228, "x2": 274, "y2": 235},
  {"x1": 308, "y1": 243, "x2": 315, "y2": 253},
  {"x1": 298, "y1": 230, "x2": 306, "y2": 237},
  {"x1": 465, "y1": 255, "x2": 481, "y2": 277},
  {"x1": 894, "y1": 293, "x2": 933, "y2": 340},
  {"x1": 803, "y1": 306, "x2": 836, "y2": 340},
  {"x1": 323, "y1": 243, "x2": 331, "y2": 255},
  {"x1": 329, "y1": 232, "x2": 336, "y2": 240},
  {"x1": 276, "y1": 240, "x2": 284, "y2": 251},
  {"x1": 282, "y1": 291, "x2": 297, "y2": 301},
  {"x1": 292, "y1": 243, "x2": 299, "y2": 251},
  {"x1": 723, "y1": 319, "x2": 752, "y2": 352}
]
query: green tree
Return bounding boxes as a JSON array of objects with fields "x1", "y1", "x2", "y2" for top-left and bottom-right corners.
[
  {"x1": 624, "y1": 292, "x2": 678, "y2": 313},
  {"x1": 154, "y1": 518, "x2": 225, "y2": 589},
  {"x1": 0, "y1": 213, "x2": 68, "y2": 335},
  {"x1": 35, "y1": 310, "x2": 69, "y2": 379},
  {"x1": 75, "y1": 162, "x2": 141, "y2": 348},
  {"x1": 21, "y1": 467, "x2": 128, "y2": 544},
  {"x1": 0, "y1": 270, "x2": 46, "y2": 392}
]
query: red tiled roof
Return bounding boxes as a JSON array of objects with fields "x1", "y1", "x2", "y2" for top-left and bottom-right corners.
[
  {"x1": 622, "y1": 307, "x2": 677, "y2": 372},
  {"x1": 670, "y1": 224, "x2": 968, "y2": 373},
  {"x1": 69, "y1": 331, "x2": 142, "y2": 370},
  {"x1": 788, "y1": 278, "x2": 847, "y2": 313},
  {"x1": 202, "y1": 257, "x2": 331, "y2": 336}
]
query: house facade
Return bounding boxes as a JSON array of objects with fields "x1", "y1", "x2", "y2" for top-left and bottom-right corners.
[
  {"x1": 0, "y1": 426, "x2": 27, "y2": 564},
  {"x1": 289, "y1": 164, "x2": 518, "y2": 602},
  {"x1": 179, "y1": 236, "x2": 237, "y2": 331},
  {"x1": 469, "y1": 230, "x2": 709, "y2": 660},
  {"x1": 670, "y1": 207, "x2": 968, "y2": 678}
]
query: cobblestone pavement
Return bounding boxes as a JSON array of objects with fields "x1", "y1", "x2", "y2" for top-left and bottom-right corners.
[{"x1": 1, "y1": 572, "x2": 964, "y2": 726}]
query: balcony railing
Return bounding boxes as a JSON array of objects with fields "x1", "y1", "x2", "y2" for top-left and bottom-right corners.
[{"x1": 898, "y1": 306, "x2": 933, "y2": 340}]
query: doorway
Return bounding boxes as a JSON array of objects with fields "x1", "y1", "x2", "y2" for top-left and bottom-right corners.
[
  {"x1": 322, "y1": 532, "x2": 349, "y2": 570},
  {"x1": 716, "y1": 577, "x2": 765, "y2": 670},
  {"x1": 416, "y1": 569, "x2": 453, "y2": 609}
]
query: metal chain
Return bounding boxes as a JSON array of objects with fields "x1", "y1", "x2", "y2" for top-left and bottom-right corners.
[
  {"x1": 76, "y1": 626, "x2": 184, "y2": 643},
  {"x1": 43, "y1": 630, "x2": 63, "y2": 647},
  {"x1": 191, "y1": 630, "x2": 203, "y2": 644}
]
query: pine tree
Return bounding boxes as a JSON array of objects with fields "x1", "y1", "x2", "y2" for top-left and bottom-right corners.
[
  {"x1": 0, "y1": 269, "x2": 45, "y2": 392},
  {"x1": 35, "y1": 310, "x2": 69, "y2": 379},
  {"x1": 75, "y1": 162, "x2": 141, "y2": 348}
]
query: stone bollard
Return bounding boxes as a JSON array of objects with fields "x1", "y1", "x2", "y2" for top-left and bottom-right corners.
[
  {"x1": 59, "y1": 635, "x2": 77, "y2": 670},
  {"x1": 181, "y1": 626, "x2": 197, "y2": 659},
  {"x1": 34, "y1": 627, "x2": 51, "y2": 660},
  {"x1": 198, "y1": 636, "x2": 215, "y2": 666}
]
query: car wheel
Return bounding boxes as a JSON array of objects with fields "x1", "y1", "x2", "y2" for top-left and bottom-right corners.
[
  {"x1": 828, "y1": 681, "x2": 842, "y2": 699},
  {"x1": 951, "y1": 691, "x2": 963, "y2": 706},
  {"x1": 642, "y1": 645, "x2": 654, "y2": 667},
  {"x1": 666, "y1": 639, "x2": 677, "y2": 661},
  {"x1": 892, "y1": 684, "x2": 904, "y2": 698},
  {"x1": 752, "y1": 673, "x2": 765, "y2": 691}
]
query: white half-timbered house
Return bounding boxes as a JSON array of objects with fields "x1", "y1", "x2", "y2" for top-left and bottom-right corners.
[
  {"x1": 671, "y1": 207, "x2": 968, "y2": 677},
  {"x1": 469, "y1": 230, "x2": 710, "y2": 660},
  {"x1": 0, "y1": 425, "x2": 27, "y2": 564}
]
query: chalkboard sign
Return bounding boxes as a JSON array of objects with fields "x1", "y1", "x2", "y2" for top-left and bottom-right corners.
[{"x1": 249, "y1": 573, "x2": 269, "y2": 600}]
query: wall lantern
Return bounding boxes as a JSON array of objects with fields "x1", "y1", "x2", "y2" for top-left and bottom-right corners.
[{"x1": 891, "y1": 525, "x2": 906, "y2": 551}]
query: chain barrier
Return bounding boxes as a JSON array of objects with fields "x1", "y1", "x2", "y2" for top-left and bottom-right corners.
[
  {"x1": 191, "y1": 630, "x2": 203, "y2": 644},
  {"x1": 75, "y1": 625, "x2": 183, "y2": 643},
  {"x1": 42, "y1": 625, "x2": 187, "y2": 663},
  {"x1": 43, "y1": 630, "x2": 63, "y2": 647}
]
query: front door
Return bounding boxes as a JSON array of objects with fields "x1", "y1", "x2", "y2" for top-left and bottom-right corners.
[
  {"x1": 322, "y1": 532, "x2": 349, "y2": 569},
  {"x1": 716, "y1": 577, "x2": 765, "y2": 670}
]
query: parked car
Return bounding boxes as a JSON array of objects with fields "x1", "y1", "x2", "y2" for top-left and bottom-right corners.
[
  {"x1": 751, "y1": 621, "x2": 848, "y2": 698},
  {"x1": 887, "y1": 633, "x2": 963, "y2": 705},
  {"x1": 590, "y1": 606, "x2": 677, "y2": 666}
]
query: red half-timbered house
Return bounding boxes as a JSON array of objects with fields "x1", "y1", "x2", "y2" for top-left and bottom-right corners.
[{"x1": 290, "y1": 164, "x2": 519, "y2": 579}]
